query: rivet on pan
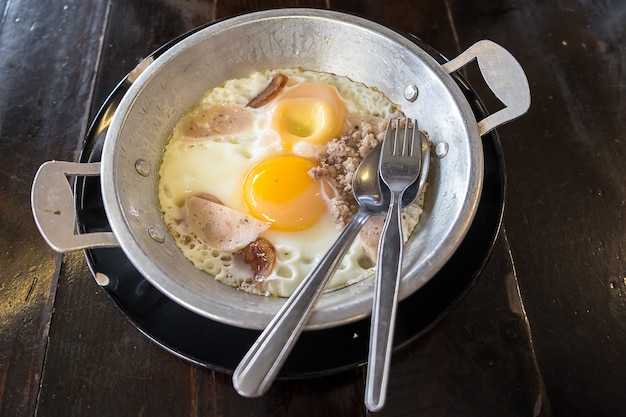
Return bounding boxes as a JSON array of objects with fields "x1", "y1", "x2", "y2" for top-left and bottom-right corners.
[
  {"x1": 435, "y1": 142, "x2": 449, "y2": 158},
  {"x1": 135, "y1": 159, "x2": 151, "y2": 176},
  {"x1": 95, "y1": 272, "x2": 110, "y2": 287},
  {"x1": 95, "y1": 272, "x2": 118, "y2": 290},
  {"x1": 403, "y1": 85, "x2": 419, "y2": 102},
  {"x1": 148, "y1": 226, "x2": 165, "y2": 243}
]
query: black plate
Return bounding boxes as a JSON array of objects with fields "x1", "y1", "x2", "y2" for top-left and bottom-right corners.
[{"x1": 75, "y1": 28, "x2": 505, "y2": 378}]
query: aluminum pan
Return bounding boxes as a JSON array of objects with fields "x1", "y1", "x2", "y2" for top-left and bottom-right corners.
[{"x1": 101, "y1": 9, "x2": 483, "y2": 330}]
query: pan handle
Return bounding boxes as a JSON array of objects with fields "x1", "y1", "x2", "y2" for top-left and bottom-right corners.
[
  {"x1": 442, "y1": 39, "x2": 531, "y2": 136},
  {"x1": 31, "y1": 161, "x2": 119, "y2": 252}
]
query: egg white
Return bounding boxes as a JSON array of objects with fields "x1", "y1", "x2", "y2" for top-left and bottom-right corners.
[{"x1": 158, "y1": 68, "x2": 398, "y2": 297}]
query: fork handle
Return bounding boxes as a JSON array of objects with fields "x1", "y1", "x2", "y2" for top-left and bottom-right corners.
[
  {"x1": 365, "y1": 192, "x2": 404, "y2": 412},
  {"x1": 233, "y1": 209, "x2": 372, "y2": 398}
]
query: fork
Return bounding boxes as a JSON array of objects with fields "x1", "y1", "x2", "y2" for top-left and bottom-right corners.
[{"x1": 365, "y1": 117, "x2": 423, "y2": 412}]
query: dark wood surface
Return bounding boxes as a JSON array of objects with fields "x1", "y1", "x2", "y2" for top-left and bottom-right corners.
[{"x1": 1, "y1": 0, "x2": 625, "y2": 416}]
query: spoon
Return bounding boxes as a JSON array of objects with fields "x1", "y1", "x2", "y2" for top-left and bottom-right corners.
[{"x1": 232, "y1": 139, "x2": 426, "y2": 398}]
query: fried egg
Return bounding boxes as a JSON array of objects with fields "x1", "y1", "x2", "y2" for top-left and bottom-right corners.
[{"x1": 158, "y1": 68, "x2": 400, "y2": 297}]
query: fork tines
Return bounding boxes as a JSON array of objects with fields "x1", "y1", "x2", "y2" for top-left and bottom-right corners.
[
  {"x1": 389, "y1": 117, "x2": 418, "y2": 152},
  {"x1": 381, "y1": 117, "x2": 421, "y2": 182}
]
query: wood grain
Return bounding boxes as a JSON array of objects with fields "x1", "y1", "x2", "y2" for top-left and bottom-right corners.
[
  {"x1": 447, "y1": 1, "x2": 626, "y2": 415},
  {"x1": 1, "y1": 0, "x2": 625, "y2": 416},
  {"x1": 0, "y1": 0, "x2": 108, "y2": 415}
]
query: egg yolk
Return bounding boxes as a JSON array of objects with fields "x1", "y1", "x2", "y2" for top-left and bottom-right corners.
[
  {"x1": 272, "y1": 82, "x2": 347, "y2": 150},
  {"x1": 243, "y1": 155, "x2": 327, "y2": 231}
]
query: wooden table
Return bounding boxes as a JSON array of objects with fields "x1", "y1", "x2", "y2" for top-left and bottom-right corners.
[{"x1": 2, "y1": 1, "x2": 625, "y2": 416}]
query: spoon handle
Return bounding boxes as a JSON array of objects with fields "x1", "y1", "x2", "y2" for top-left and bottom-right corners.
[
  {"x1": 233, "y1": 210, "x2": 371, "y2": 398},
  {"x1": 365, "y1": 193, "x2": 404, "y2": 412}
]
